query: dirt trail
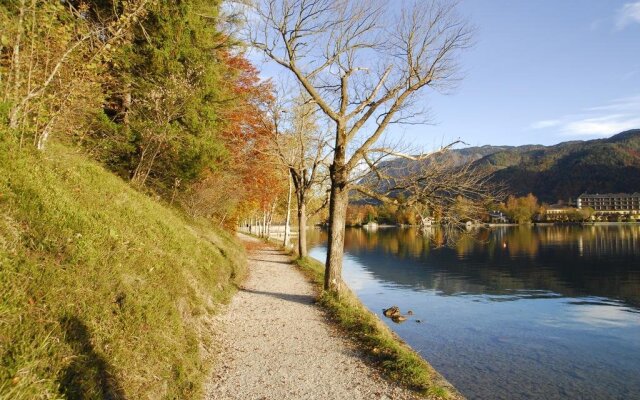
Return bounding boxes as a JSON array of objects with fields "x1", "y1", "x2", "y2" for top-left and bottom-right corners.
[{"x1": 207, "y1": 234, "x2": 420, "y2": 400}]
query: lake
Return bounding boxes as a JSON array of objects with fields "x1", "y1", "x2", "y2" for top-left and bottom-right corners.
[{"x1": 307, "y1": 225, "x2": 640, "y2": 400}]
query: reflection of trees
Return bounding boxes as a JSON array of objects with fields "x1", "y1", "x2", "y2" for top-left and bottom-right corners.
[
  {"x1": 504, "y1": 226, "x2": 540, "y2": 257},
  {"x1": 306, "y1": 226, "x2": 640, "y2": 309}
]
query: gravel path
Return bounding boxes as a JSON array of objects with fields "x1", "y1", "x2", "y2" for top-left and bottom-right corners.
[{"x1": 207, "y1": 234, "x2": 421, "y2": 400}]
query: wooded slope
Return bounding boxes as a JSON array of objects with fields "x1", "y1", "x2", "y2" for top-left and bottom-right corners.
[{"x1": 474, "y1": 129, "x2": 640, "y2": 202}]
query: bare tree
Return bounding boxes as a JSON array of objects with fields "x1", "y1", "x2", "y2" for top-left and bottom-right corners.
[
  {"x1": 353, "y1": 149, "x2": 500, "y2": 245},
  {"x1": 249, "y1": 0, "x2": 474, "y2": 293},
  {"x1": 266, "y1": 92, "x2": 330, "y2": 257},
  {"x1": 130, "y1": 74, "x2": 195, "y2": 188}
]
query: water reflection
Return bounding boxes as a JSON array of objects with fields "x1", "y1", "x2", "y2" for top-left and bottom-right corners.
[
  {"x1": 570, "y1": 303, "x2": 640, "y2": 328},
  {"x1": 312, "y1": 225, "x2": 640, "y2": 308},
  {"x1": 307, "y1": 225, "x2": 640, "y2": 400}
]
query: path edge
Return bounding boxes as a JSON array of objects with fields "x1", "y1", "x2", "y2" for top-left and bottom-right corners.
[{"x1": 236, "y1": 233, "x2": 464, "y2": 400}]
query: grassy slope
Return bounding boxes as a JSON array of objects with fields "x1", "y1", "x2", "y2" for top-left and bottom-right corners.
[
  {"x1": 0, "y1": 140, "x2": 246, "y2": 399},
  {"x1": 294, "y1": 256, "x2": 463, "y2": 400}
]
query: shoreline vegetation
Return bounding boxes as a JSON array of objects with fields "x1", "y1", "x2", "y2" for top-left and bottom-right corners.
[
  {"x1": 294, "y1": 256, "x2": 463, "y2": 399},
  {"x1": 341, "y1": 221, "x2": 639, "y2": 229}
]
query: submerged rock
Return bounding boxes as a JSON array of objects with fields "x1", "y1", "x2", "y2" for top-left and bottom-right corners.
[
  {"x1": 384, "y1": 306, "x2": 410, "y2": 323},
  {"x1": 383, "y1": 306, "x2": 400, "y2": 318}
]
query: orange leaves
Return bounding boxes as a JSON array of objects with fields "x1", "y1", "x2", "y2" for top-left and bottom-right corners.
[
  {"x1": 219, "y1": 51, "x2": 273, "y2": 153},
  {"x1": 193, "y1": 50, "x2": 284, "y2": 221}
]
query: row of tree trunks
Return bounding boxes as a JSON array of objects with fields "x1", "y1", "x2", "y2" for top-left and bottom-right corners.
[{"x1": 242, "y1": 200, "x2": 279, "y2": 239}]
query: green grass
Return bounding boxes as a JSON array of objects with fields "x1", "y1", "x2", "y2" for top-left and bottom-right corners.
[
  {"x1": 0, "y1": 139, "x2": 246, "y2": 399},
  {"x1": 295, "y1": 256, "x2": 462, "y2": 400}
]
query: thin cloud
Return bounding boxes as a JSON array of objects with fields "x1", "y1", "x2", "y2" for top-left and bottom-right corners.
[
  {"x1": 616, "y1": 2, "x2": 640, "y2": 29},
  {"x1": 530, "y1": 120, "x2": 562, "y2": 129},
  {"x1": 563, "y1": 115, "x2": 640, "y2": 136},
  {"x1": 528, "y1": 95, "x2": 640, "y2": 137},
  {"x1": 622, "y1": 70, "x2": 638, "y2": 81},
  {"x1": 589, "y1": 19, "x2": 604, "y2": 31},
  {"x1": 586, "y1": 95, "x2": 640, "y2": 112}
]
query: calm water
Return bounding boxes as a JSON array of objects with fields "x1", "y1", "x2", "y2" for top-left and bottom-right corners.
[{"x1": 307, "y1": 225, "x2": 640, "y2": 400}]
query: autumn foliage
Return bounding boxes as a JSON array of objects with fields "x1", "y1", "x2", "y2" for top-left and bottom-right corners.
[
  {"x1": 0, "y1": 1, "x2": 285, "y2": 230},
  {"x1": 185, "y1": 51, "x2": 285, "y2": 228}
]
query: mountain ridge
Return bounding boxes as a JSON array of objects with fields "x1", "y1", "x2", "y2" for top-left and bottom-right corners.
[
  {"x1": 474, "y1": 129, "x2": 640, "y2": 202},
  {"x1": 382, "y1": 129, "x2": 640, "y2": 203}
]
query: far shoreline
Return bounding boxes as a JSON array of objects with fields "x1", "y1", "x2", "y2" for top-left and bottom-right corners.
[{"x1": 338, "y1": 221, "x2": 640, "y2": 229}]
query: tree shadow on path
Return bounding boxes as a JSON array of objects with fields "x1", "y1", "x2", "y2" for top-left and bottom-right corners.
[
  {"x1": 240, "y1": 288, "x2": 315, "y2": 306},
  {"x1": 58, "y1": 315, "x2": 127, "y2": 400},
  {"x1": 249, "y1": 258, "x2": 292, "y2": 265}
]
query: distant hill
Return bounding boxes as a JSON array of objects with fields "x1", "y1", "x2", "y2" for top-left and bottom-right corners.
[
  {"x1": 374, "y1": 129, "x2": 640, "y2": 204},
  {"x1": 473, "y1": 129, "x2": 640, "y2": 202}
]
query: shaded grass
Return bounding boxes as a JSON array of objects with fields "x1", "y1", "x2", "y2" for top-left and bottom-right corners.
[
  {"x1": 0, "y1": 139, "x2": 246, "y2": 399},
  {"x1": 295, "y1": 256, "x2": 463, "y2": 400}
]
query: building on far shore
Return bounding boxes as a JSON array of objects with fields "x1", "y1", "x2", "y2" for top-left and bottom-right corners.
[
  {"x1": 577, "y1": 193, "x2": 640, "y2": 215},
  {"x1": 488, "y1": 210, "x2": 508, "y2": 224},
  {"x1": 545, "y1": 203, "x2": 576, "y2": 220}
]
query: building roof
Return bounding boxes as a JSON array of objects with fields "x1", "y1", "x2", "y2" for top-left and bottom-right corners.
[{"x1": 578, "y1": 192, "x2": 640, "y2": 199}]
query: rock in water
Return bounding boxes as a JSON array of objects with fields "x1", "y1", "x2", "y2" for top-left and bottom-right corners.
[
  {"x1": 383, "y1": 306, "x2": 400, "y2": 318},
  {"x1": 391, "y1": 315, "x2": 407, "y2": 323}
]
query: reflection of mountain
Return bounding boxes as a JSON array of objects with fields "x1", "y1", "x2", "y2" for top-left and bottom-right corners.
[{"x1": 308, "y1": 226, "x2": 640, "y2": 309}]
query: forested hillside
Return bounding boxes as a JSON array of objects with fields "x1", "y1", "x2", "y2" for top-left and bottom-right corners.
[
  {"x1": 373, "y1": 130, "x2": 640, "y2": 204},
  {"x1": 473, "y1": 129, "x2": 640, "y2": 202},
  {"x1": 0, "y1": 0, "x2": 284, "y2": 222}
]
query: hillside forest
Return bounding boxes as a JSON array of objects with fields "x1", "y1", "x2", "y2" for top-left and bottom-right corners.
[{"x1": 1, "y1": 0, "x2": 289, "y2": 227}]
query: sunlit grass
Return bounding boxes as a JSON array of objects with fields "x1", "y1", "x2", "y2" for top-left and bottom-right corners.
[{"x1": 0, "y1": 139, "x2": 246, "y2": 399}]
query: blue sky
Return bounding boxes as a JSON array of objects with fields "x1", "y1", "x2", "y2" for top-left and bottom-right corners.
[
  {"x1": 415, "y1": 0, "x2": 640, "y2": 147},
  {"x1": 252, "y1": 1, "x2": 640, "y2": 148}
]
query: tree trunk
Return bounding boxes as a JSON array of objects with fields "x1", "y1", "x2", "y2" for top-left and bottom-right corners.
[
  {"x1": 283, "y1": 176, "x2": 292, "y2": 248},
  {"x1": 262, "y1": 209, "x2": 267, "y2": 238},
  {"x1": 297, "y1": 197, "x2": 307, "y2": 258},
  {"x1": 324, "y1": 134, "x2": 348, "y2": 293},
  {"x1": 267, "y1": 199, "x2": 277, "y2": 239},
  {"x1": 36, "y1": 122, "x2": 52, "y2": 150}
]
